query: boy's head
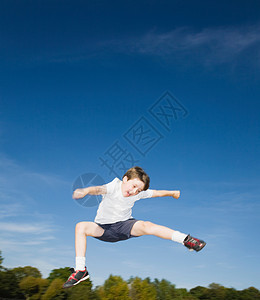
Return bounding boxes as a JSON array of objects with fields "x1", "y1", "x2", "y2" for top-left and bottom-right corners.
[{"x1": 121, "y1": 166, "x2": 150, "y2": 197}]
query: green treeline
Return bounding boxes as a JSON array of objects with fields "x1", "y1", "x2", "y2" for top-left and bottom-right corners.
[{"x1": 1, "y1": 251, "x2": 260, "y2": 300}]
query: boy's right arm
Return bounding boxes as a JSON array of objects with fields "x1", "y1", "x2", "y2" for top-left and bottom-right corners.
[
  {"x1": 152, "y1": 190, "x2": 180, "y2": 199},
  {"x1": 73, "y1": 185, "x2": 107, "y2": 199}
]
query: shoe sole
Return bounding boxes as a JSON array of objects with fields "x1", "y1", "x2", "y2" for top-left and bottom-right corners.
[
  {"x1": 186, "y1": 242, "x2": 206, "y2": 252},
  {"x1": 74, "y1": 274, "x2": 90, "y2": 286},
  {"x1": 195, "y1": 242, "x2": 206, "y2": 252}
]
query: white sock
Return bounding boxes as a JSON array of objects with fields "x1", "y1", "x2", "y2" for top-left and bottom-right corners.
[
  {"x1": 75, "y1": 256, "x2": 86, "y2": 271},
  {"x1": 171, "y1": 231, "x2": 187, "y2": 244}
]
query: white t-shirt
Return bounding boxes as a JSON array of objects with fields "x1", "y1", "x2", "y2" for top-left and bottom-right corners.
[{"x1": 94, "y1": 178, "x2": 153, "y2": 224}]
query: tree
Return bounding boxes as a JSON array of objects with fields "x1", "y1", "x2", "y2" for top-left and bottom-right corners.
[
  {"x1": 152, "y1": 278, "x2": 176, "y2": 300},
  {"x1": 0, "y1": 251, "x2": 23, "y2": 298},
  {"x1": 129, "y1": 277, "x2": 157, "y2": 300},
  {"x1": 206, "y1": 283, "x2": 228, "y2": 300},
  {"x1": 0, "y1": 268, "x2": 25, "y2": 299},
  {"x1": 67, "y1": 279, "x2": 98, "y2": 300},
  {"x1": 97, "y1": 275, "x2": 130, "y2": 300},
  {"x1": 174, "y1": 288, "x2": 197, "y2": 300},
  {"x1": 48, "y1": 267, "x2": 71, "y2": 283},
  {"x1": 239, "y1": 287, "x2": 260, "y2": 300},
  {"x1": 225, "y1": 287, "x2": 240, "y2": 300},
  {"x1": 42, "y1": 278, "x2": 67, "y2": 300},
  {"x1": 190, "y1": 285, "x2": 209, "y2": 299},
  {"x1": 19, "y1": 276, "x2": 49, "y2": 300},
  {"x1": 0, "y1": 250, "x2": 3, "y2": 269},
  {"x1": 12, "y1": 266, "x2": 42, "y2": 283}
]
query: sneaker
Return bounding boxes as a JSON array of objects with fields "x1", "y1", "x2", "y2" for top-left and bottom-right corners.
[
  {"x1": 183, "y1": 235, "x2": 206, "y2": 252},
  {"x1": 63, "y1": 267, "x2": 89, "y2": 289}
]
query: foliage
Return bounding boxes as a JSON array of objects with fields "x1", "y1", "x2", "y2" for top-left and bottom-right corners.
[
  {"x1": 47, "y1": 267, "x2": 71, "y2": 283},
  {"x1": 41, "y1": 278, "x2": 67, "y2": 300},
  {"x1": 152, "y1": 278, "x2": 176, "y2": 300},
  {"x1": 207, "y1": 283, "x2": 227, "y2": 299},
  {"x1": 239, "y1": 286, "x2": 260, "y2": 299},
  {"x1": 0, "y1": 250, "x2": 3, "y2": 268},
  {"x1": 67, "y1": 279, "x2": 98, "y2": 300},
  {"x1": 174, "y1": 287, "x2": 197, "y2": 299},
  {"x1": 0, "y1": 267, "x2": 25, "y2": 299},
  {"x1": 97, "y1": 275, "x2": 130, "y2": 300},
  {"x1": 225, "y1": 288, "x2": 241, "y2": 300},
  {"x1": 19, "y1": 276, "x2": 49, "y2": 300},
  {"x1": 129, "y1": 277, "x2": 157, "y2": 300},
  {"x1": 190, "y1": 285, "x2": 211, "y2": 299},
  {"x1": 12, "y1": 266, "x2": 42, "y2": 282}
]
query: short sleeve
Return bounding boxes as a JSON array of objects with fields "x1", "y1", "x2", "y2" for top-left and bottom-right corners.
[
  {"x1": 104, "y1": 178, "x2": 118, "y2": 195},
  {"x1": 138, "y1": 189, "x2": 153, "y2": 199}
]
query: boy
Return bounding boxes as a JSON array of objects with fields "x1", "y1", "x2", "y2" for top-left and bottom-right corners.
[{"x1": 63, "y1": 166, "x2": 206, "y2": 288}]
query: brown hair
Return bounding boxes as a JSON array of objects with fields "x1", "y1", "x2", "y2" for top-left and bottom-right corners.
[{"x1": 123, "y1": 166, "x2": 150, "y2": 190}]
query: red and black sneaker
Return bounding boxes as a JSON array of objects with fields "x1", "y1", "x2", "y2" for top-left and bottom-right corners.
[
  {"x1": 63, "y1": 267, "x2": 89, "y2": 289},
  {"x1": 184, "y1": 235, "x2": 206, "y2": 252}
]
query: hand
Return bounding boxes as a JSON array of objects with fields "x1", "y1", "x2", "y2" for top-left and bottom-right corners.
[
  {"x1": 172, "y1": 190, "x2": 180, "y2": 199},
  {"x1": 72, "y1": 188, "x2": 87, "y2": 199}
]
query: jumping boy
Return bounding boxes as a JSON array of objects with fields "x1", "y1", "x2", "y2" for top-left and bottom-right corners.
[{"x1": 63, "y1": 166, "x2": 206, "y2": 288}]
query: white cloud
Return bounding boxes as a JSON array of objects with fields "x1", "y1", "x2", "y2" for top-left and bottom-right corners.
[
  {"x1": 0, "y1": 203, "x2": 24, "y2": 219},
  {"x1": 0, "y1": 152, "x2": 69, "y2": 189},
  {"x1": 0, "y1": 222, "x2": 52, "y2": 234},
  {"x1": 0, "y1": 153, "x2": 72, "y2": 277},
  {"x1": 18, "y1": 23, "x2": 260, "y2": 70},
  {"x1": 0, "y1": 236, "x2": 55, "y2": 248},
  {"x1": 104, "y1": 23, "x2": 260, "y2": 66}
]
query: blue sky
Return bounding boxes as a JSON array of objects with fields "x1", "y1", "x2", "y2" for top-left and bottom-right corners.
[{"x1": 0, "y1": 0, "x2": 259, "y2": 291}]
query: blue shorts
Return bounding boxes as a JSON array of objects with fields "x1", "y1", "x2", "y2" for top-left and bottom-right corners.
[{"x1": 94, "y1": 218, "x2": 139, "y2": 243}]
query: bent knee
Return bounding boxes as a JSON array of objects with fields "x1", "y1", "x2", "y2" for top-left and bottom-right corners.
[
  {"x1": 75, "y1": 221, "x2": 102, "y2": 236},
  {"x1": 75, "y1": 221, "x2": 93, "y2": 235},
  {"x1": 75, "y1": 222, "x2": 85, "y2": 233}
]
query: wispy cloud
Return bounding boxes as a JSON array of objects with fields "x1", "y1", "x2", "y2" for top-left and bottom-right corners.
[
  {"x1": 0, "y1": 236, "x2": 55, "y2": 247},
  {"x1": 0, "y1": 222, "x2": 53, "y2": 234},
  {"x1": 107, "y1": 24, "x2": 260, "y2": 66},
  {"x1": 0, "y1": 203, "x2": 24, "y2": 219},
  {"x1": 0, "y1": 153, "x2": 72, "y2": 276},
  {"x1": 0, "y1": 153, "x2": 70, "y2": 213},
  {"x1": 10, "y1": 23, "x2": 260, "y2": 70},
  {"x1": 0, "y1": 153, "x2": 69, "y2": 188}
]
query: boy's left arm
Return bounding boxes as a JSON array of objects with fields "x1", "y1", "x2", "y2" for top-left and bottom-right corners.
[{"x1": 151, "y1": 189, "x2": 180, "y2": 199}]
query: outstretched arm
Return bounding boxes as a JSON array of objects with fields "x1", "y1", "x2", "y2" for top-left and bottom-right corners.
[
  {"x1": 73, "y1": 185, "x2": 107, "y2": 199},
  {"x1": 151, "y1": 190, "x2": 180, "y2": 199}
]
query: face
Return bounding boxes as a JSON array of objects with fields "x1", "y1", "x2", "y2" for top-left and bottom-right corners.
[{"x1": 121, "y1": 176, "x2": 145, "y2": 197}]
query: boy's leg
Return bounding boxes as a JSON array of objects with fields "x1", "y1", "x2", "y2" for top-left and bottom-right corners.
[
  {"x1": 63, "y1": 222, "x2": 104, "y2": 289},
  {"x1": 75, "y1": 222, "x2": 104, "y2": 257},
  {"x1": 131, "y1": 221, "x2": 206, "y2": 251},
  {"x1": 131, "y1": 220, "x2": 178, "y2": 240}
]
